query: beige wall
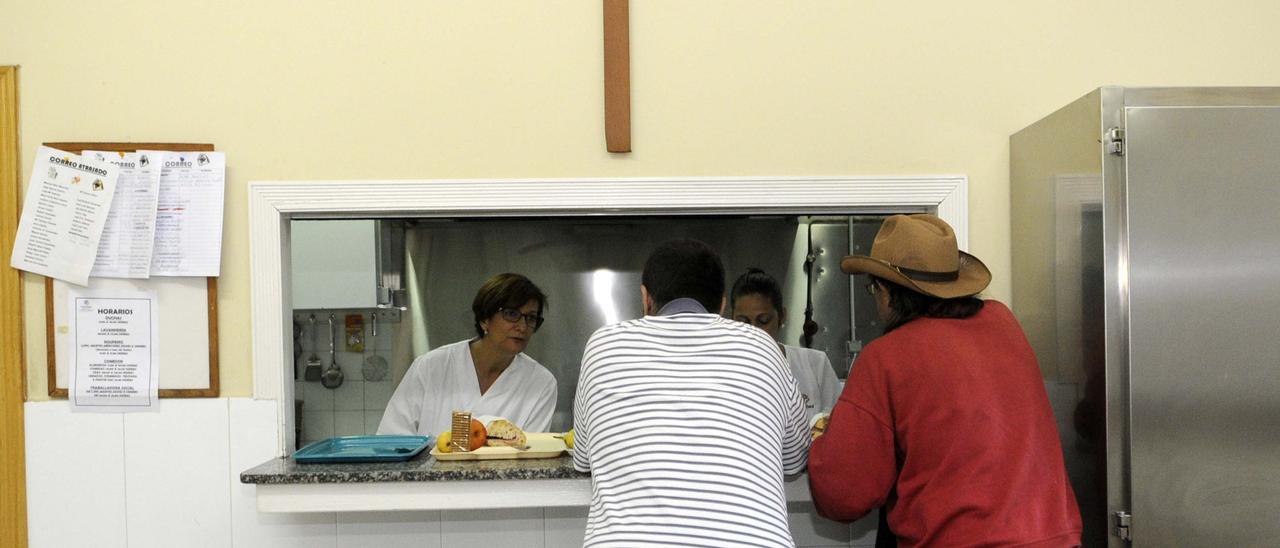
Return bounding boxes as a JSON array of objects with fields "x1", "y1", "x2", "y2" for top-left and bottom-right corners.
[{"x1": 6, "y1": 1, "x2": 1280, "y2": 399}]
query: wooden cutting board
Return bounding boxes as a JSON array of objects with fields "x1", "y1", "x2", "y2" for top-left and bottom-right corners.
[{"x1": 430, "y1": 432, "x2": 566, "y2": 461}]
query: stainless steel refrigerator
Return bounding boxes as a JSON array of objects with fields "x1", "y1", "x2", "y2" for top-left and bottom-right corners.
[{"x1": 1011, "y1": 87, "x2": 1280, "y2": 546}]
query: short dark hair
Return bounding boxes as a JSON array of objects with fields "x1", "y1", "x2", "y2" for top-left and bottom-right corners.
[
  {"x1": 641, "y1": 238, "x2": 725, "y2": 312},
  {"x1": 472, "y1": 273, "x2": 547, "y2": 338},
  {"x1": 729, "y1": 268, "x2": 783, "y2": 314},
  {"x1": 871, "y1": 275, "x2": 983, "y2": 333}
]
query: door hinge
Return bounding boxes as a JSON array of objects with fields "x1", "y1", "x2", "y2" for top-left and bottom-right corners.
[
  {"x1": 1106, "y1": 127, "x2": 1125, "y2": 156},
  {"x1": 1113, "y1": 511, "x2": 1132, "y2": 542}
]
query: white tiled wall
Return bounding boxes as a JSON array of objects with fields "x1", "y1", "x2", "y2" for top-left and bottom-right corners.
[
  {"x1": 296, "y1": 310, "x2": 398, "y2": 445},
  {"x1": 27, "y1": 398, "x2": 875, "y2": 547},
  {"x1": 336, "y1": 511, "x2": 442, "y2": 548}
]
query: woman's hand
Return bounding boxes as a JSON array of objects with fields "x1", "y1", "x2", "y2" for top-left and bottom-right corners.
[{"x1": 810, "y1": 413, "x2": 831, "y2": 440}]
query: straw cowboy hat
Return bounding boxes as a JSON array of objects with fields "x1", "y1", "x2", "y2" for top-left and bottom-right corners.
[{"x1": 840, "y1": 214, "x2": 991, "y2": 299}]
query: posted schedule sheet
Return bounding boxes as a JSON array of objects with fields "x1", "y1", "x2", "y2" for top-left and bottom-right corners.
[
  {"x1": 84, "y1": 150, "x2": 163, "y2": 278},
  {"x1": 68, "y1": 287, "x2": 160, "y2": 412},
  {"x1": 9, "y1": 146, "x2": 121, "y2": 286},
  {"x1": 151, "y1": 151, "x2": 225, "y2": 277}
]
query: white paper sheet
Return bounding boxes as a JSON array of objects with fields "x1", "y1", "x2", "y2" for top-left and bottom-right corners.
[
  {"x1": 67, "y1": 288, "x2": 160, "y2": 412},
  {"x1": 9, "y1": 146, "x2": 121, "y2": 286},
  {"x1": 84, "y1": 150, "x2": 164, "y2": 279},
  {"x1": 149, "y1": 151, "x2": 225, "y2": 277}
]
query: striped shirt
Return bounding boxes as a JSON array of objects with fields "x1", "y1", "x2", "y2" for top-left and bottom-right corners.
[{"x1": 573, "y1": 300, "x2": 810, "y2": 547}]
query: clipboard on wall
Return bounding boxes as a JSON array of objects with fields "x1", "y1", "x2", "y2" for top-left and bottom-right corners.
[{"x1": 44, "y1": 142, "x2": 219, "y2": 398}]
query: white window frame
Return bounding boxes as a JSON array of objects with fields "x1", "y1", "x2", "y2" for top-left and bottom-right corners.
[{"x1": 248, "y1": 175, "x2": 968, "y2": 453}]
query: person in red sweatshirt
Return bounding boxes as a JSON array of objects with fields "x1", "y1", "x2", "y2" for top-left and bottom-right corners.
[{"x1": 808, "y1": 214, "x2": 1081, "y2": 547}]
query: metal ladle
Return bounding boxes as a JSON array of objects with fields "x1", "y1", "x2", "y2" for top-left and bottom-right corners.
[
  {"x1": 321, "y1": 313, "x2": 345, "y2": 389},
  {"x1": 303, "y1": 314, "x2": 323, "y2": 381}
]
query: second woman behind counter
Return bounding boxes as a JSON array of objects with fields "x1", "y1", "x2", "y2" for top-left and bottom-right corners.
[
  {"x1": 377, "y1": 273, "x2": 557, "y2": 436},
  {"x1": 730, "y1": 268, "x2": 841, "y2": 420}
]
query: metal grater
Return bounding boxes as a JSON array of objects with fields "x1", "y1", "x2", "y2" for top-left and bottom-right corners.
[{"x1": 450, "y1": 410, "x2": 472, "y2": 452}]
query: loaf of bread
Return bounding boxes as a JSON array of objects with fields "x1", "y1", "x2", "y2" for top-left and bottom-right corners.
[{"x1": 476, "y1": 415, "x2": 527, "y2": 448}]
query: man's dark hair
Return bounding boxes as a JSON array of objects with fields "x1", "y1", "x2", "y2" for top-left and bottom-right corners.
[
  {"x1": 641, "y1": 238, "x2": 725, "y2": 312},
  {"x1": 871, "y1": 275, "x2": 983, "y2": 334}
]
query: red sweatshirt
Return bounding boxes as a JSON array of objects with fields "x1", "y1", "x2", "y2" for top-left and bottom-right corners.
[{"x1": 809, "y1": 301, "x2": 1081, "y2": 547}]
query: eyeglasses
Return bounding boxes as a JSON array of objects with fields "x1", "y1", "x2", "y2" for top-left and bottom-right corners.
[
  {"x1": 864, "y1": 281, "x2": 880, "y2": 296},
  {"x1": 498, "y1": 308, "x2": 544, "y2": 330}
]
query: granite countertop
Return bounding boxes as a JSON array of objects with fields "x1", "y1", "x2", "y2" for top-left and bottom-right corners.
[{"x1": 240, "y1": 453, "x2": 590, "y2": 485}]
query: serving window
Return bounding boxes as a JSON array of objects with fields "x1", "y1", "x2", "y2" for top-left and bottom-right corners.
[
  {"x1": 249, "y1": 176, "x2": 968, "y2": 454},
  {"x1": 288, "y1": 214, "x2": 895, "y2": 445}
]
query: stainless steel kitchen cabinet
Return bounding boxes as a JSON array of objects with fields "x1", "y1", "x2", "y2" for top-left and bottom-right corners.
[{"x1": 1011, "y1": 87, "x2": 1280, "y2": 547}]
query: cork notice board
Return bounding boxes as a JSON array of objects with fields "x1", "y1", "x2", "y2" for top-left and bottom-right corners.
[{"x1": 43, "y1": 142, "x2": 219, "y2": 398}]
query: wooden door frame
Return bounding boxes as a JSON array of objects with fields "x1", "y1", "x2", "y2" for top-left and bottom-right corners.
[{"x1": 0, "y1": 65, "x2": 28, "y2": 548}]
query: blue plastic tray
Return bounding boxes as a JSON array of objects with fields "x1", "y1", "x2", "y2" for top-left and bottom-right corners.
[{"x1": 293, "y1": 435, "x2": 432, "y2": 464}]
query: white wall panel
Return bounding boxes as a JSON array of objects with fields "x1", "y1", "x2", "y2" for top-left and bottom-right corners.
[
  {"x1": 25, "y1": 401, "x2": 127, "y2": 548},
  {"x1": 124, "y1": 399, "x2": 232, "y2": 548},
  {"x1": 850, "y1": 514, "x2": 879, "y2": 547},
  {"x1": 543, "y1": 506, "x2": 586, "y2": 548},
  {"x1": 788, "y1": 501, "x2": 853, "y2": 547},
  {"x1": 441, "y1": 508, "x2": 544, "y2": 547},
  {"x1": 336, "y1": 511, "x2": 441, "y2": 548},
  {"x1": 25, "y1": 398, "x2": 861, "y2": 547},
  {"x1": 230, "y1": 398, "x2": 337, "y2": 548}
]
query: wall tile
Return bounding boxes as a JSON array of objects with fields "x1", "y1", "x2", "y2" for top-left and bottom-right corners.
[
  {"x1": 364, "y1": 379, "x2": 394, "y2": 411},
  {"x1": 337, "y1": 351, "x2": 364, "y2": 378},
  {"x1": 302, "y1": 381, "x2": 335, "y2": 411},
  {"x1": 303, "y1": 410, "x2": 335, "y2": 443},
  {"x1": 441, "y1": 507, "x2": 544, "y2": 547},
  {"x1": 124, "y1": 399, "x2": 232, "y2": 548},
  {"x1": 337, "y1": 511, "x2": 441, "y2": 548},
  {"x1": 850, "y1": 514, "x2": 878, "y2": 546},
  {"x1": 365, "y1": 411, "x2": 383, "y2": 435},
  {"x1": 230, "y1": 399, "x2": 338, "y2": 548},
  {"x1": 25, "y1": 402, "x2": 127, "y2": 548},
  {"x1": 334, "y1": 411, "x2": 365, "y2": 437},
  {"x1": 543, "y1": 506, "x2": 587, "y2": 548},
  {"x1": 378, "y1": 326, "x2": 395, "y2": 352},
  {"x1": 334, "y1": 378, "x2": 364, "y2": 411},
  {"x1": 789, "y1": 501, "x2": 852, "y2": 546}
]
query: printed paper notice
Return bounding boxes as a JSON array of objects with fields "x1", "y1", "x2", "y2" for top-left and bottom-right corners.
[
  {"x1": 84, "y1": 150, "x2": 163, "y2": 278},
  {"x1": 9, "y1": 146, "x2": 121, "y2": 286},
  {"x1": 68, "y1": 288, "x2": 160, "y2": 412},
  {"x1": 150, "y1": 151, "x2": 225, "y2": 277}
]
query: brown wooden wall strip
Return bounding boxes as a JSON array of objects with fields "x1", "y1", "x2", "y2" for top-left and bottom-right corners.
[
  {"x1": 0, "y1": 64, "x2": 29, "y2": 548},
  {"x1": 603, "y1": 0, "x2": 632, "y2": 152}
]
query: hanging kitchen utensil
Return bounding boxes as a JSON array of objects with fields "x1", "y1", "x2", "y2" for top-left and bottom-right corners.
[
  {"x1": 362, "y1": 313, "x2": 389, "y2": 382},
  {"x1": 304, "y1": 313, "x2": 323, "y2": 382},
  {"x1": 293, "y1": 320, "x2": 303, "y2": 380},
  {"x1": 801, "y1": 221, "x2": 821, "y2": 348},
  {"x1": 321, "y1": 312, "x2": 345, "y2": 389}
]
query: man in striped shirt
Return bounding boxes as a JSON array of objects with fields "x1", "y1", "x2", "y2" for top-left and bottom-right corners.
[{"x1": 573, "y1": 238, "x2": 811, "y2": 547}]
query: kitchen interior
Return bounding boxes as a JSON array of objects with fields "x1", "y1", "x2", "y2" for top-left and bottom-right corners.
[{"x1": 289, "y1": 214, "x2": 889, "y2": 447}]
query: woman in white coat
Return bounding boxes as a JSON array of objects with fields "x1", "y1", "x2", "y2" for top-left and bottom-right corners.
[
  {"x1": 730, "y1": 267, "x2": 840, "y2": 421},
  {"x1": 378, "y1": 273, "x2": 557, "y2": 435}
]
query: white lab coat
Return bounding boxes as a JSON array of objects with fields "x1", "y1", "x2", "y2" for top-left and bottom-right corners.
[
  {"x1": 783, "y1": 344, "x2": 840, "y2": 420},
  {"x1": 377, "y1": 339, "x2": 557, "y2": 435}
]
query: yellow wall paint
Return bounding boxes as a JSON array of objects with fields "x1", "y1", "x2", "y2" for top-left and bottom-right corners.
[{"x1": 5, "y1": 1, "x2": 1280, "y2": 399}]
